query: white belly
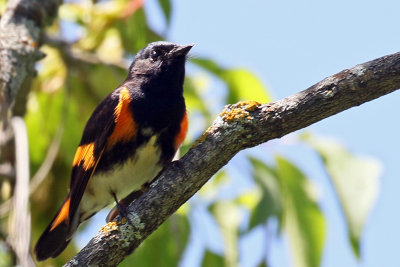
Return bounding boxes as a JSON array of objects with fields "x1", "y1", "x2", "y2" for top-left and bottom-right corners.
[{"x1": 80, "y1": 136, "x2": 162, "y2": 219}]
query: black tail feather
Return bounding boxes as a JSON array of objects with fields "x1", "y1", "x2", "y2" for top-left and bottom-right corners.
[
  {"x1": 34, "y1": 196, "x2": 77, "y2": 261},
  {"x1": 34, "y1": 221, "x2": 70, "y2": 261}
]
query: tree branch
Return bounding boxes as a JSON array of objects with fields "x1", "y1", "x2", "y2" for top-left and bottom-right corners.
[
  {"x1": 64, "y1": 52, "x2": 400, "y2": 266},
  {"x1": 0, "y1": 0, "x2": 61, "y2": 122}
]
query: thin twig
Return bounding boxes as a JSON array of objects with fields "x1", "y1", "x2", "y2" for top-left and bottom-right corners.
[
  {"x1": 29, "y1": 124, "x2": 63, "y2": 194},
  {"x1": 8, "y1": 117, "x2": 34, "y2": 267},
  {"x1": 44, "y1": 35, "x2": 130, "y2": 70}
]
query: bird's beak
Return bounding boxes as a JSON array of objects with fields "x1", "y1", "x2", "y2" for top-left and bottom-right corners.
[{"x1": 171, "y1": 44, "x2": 194, "y2": 56}]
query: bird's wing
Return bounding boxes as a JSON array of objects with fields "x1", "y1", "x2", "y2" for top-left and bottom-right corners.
[
  {"x1": 55, "y1": 87, "x2": 137, "y2": 230},
  {"x1": 34, "y1": 87, "x2": 138, "y2": 260}
]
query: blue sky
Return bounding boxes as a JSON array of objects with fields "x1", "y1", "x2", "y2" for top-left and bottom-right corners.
[
  {"x1": 77, "y1": 1, "x2": 400, "y2": 266},
  {"x1": 163, "y1": 1, "x2": 400, "y2": 267}
]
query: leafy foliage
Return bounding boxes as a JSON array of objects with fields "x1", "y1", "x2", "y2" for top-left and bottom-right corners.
[
  {"x1": 192, "y1": 58, "x2": 272, "y2": 103},
  {"x1": 302, "y1": 134, "x2": 381, "y2": 257},
  {"x1": 275, "y1": 156, "x2": 325, "y2": 267}
]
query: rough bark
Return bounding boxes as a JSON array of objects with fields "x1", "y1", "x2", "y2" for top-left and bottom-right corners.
[
  {"x1": 64, "y1": 52, "x2": 400, "y2": 266},
  {"x1": 0, "y1": 0, "x2": 61, "y2": 121}
]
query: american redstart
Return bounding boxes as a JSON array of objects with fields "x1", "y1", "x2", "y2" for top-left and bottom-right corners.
[{"x1": 34, "y1": 41, "x2": 193, "y2": 261}]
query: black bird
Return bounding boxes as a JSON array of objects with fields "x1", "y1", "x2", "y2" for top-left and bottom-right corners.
[{"x1": 34, "y1": 41, "x2": 193, "y2": 261}]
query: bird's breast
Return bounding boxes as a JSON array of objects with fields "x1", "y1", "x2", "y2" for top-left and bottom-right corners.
[{"x1": 80, "y1": 135, "x2": 162, "y2": 220}]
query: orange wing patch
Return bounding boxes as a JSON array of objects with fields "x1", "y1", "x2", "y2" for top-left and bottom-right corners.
[
  {"x1": 107, "y1": 87, "x2": 137, "y2": 149},
  {"x1": 72, "y1": 143, "x2": 96, "y2": 170},
  {"x1": 50, "y1": 197, "x2": 71, "y2": 231},
  {"x1": 175, "y1": 111, "x2": 188, "y2": 149}
]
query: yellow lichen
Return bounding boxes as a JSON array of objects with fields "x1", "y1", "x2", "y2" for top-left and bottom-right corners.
[
  {"x1": 242, "y1": 100, "x2": 260, "y2": 112},
  {"x1": 192, "y1": 101, "x2": 261, "y2": 147},
  {"x1": 227, "y1": 108, "x2": 248, "y2": 121},
  {"x1": 99, "y1": 221, "x2": 119, "y2": 234},
  {"x1": 220, "y1": 101, "x2": 260, "y2": 122},
  {"x1": 192, "y1": 126, "x2": 213, "y2": 148},
  {"x1": 193, "y1": 133, "x2": 208, "y2": 147}
]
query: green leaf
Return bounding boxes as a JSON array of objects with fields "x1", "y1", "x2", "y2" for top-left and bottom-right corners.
[
  {"x1": 119, "y1": 214, "x2": 190, "y2": 267},
  {"x1": 191, "y1": 58, "x2": 271, "y2": 104},
  {"x1": 202, "y1": 250, "x2": 225, "y2": 267},
  {"x1": 302, "y1": 134, "x2": 381, "y2": 257},
  {"x1": 209, "y1": 201, "x2": 241, "y2": 267},
  {"x1": 222, "y1": 69, "x2": 270, "y2": 104},
  {"x1": 248, "y1": 157, "x2": 282, "y2": 230},
  {"x1": 276, "y1": 156, "x2": 325, "y2": 267},
  {"x1": 157, "y1": 0, "x2": 172, "y2": 26}
]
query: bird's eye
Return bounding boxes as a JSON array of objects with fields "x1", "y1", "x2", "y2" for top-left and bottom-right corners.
[{"x1": 151, "y1": 50, "x2": 160, "y2": 60}]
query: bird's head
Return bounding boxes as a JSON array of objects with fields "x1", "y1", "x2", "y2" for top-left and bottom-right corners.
[{"x1": 129, "y1": 41, "x2": 194, "y2": 78}]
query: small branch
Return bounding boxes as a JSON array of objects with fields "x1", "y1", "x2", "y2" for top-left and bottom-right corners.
[
  {"x1": 44, "y1": 36, "x2": 130, "y2": 70},
  {"x1": 8, "y1": 117, "x2": 34, "y2": 267},
  {"x1": 65, "y1": 52, "x2": 400, "y2": 266}
]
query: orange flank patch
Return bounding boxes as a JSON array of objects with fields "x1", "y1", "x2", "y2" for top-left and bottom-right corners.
[
  {"x1": 72, "y1": 143, "x2": 96, "y2": 170},
  {"x1": 107, "y1": 87, "x2": 137, "y2": 149},
  {"x1": 175, "y1": 112, "x2": 188, "y2": 149},
  {"x1": 50, "y1": 197, "x2": 71, "y2": 231}
]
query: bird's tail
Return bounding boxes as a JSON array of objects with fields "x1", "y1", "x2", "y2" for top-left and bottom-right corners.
[{"x1": 34, "y1": 195, "x2": 78, "y2": 261}]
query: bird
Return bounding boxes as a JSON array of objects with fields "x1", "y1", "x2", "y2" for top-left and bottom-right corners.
[{"x1": 34, "y1": 41, "x2": 193, "y2": 261}]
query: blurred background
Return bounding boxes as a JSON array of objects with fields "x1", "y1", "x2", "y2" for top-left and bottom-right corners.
[{"x1": 1, "y1": 0, "x2": 400, "y2": 266}]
